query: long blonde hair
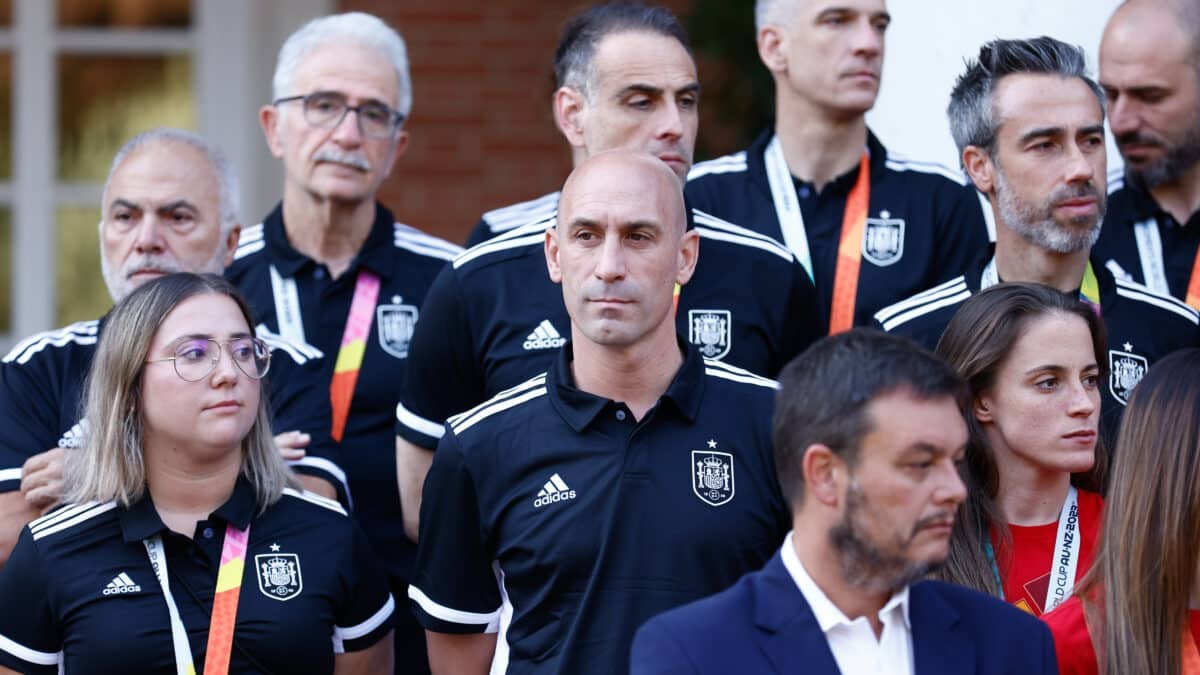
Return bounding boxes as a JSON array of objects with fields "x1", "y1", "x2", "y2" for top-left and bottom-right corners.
[
  {"x1": 1079, "y1": 348, "x2": 1200, "y2": 675},
  {"x1": 65, "y1": 273, "x2": 298, "y2": 511}
]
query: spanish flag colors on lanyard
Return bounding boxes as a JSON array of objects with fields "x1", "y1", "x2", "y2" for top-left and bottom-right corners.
[
  {"x1": 827, "y1": 153, "x2": 872, "y2": 334},
  {"x1": 1131, "y1": 217, "x2": 1200, "y2": 310},
  {"x1": 330, "y1": 270, "x2": 382, "y2": 441}
]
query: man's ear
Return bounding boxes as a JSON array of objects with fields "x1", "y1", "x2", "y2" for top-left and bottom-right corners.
[
  {"x1": 675, "y1": 229, "x2": 699, "y2": 287},
  {"x1": 553, "y1": 86, "x2": 588, "y2": 149},
  {"x1": 221, "y1": 223, "x2": 242, "y2": 268},
  {"x1": 544, "y1": 226, "x2": 563, "y2": 284},
  {"x1": 757, "y1": 25, "x2": 788, "y2": 74},
  {"x1": 802, "y1": 444, "x2": 844, "y2": 508},
  {"x1": 962, "y1": 145, "x2": 996, "y2": 196},
  {"x1": 259, "y1": 105, "x2": 284, "y2": 159}
]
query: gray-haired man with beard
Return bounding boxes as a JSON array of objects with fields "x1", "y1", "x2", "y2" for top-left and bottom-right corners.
[
  {"x1": 631, "y1": 329, "x2": 1057, "y2": 675},
  {"x1": 873, "y1": 35, "x2": 1200, "y2": 445}
]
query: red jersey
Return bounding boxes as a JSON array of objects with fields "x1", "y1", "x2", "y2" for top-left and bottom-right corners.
[
  {"x1": 1045, "y1": 595, "x2": 1200, "y2": 674},
  {"x1": 991, "y1": 489, "x2": 1104, "y2": 616}
]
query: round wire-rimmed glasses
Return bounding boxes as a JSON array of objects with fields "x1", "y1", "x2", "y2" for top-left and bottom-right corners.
[{"x1": 146, "y1": 337, "x2": 272, "y2": 382}]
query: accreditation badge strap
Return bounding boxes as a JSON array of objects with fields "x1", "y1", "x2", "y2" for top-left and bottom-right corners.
[
  {"x1": 144, "y1": 523, "x2": 251, "y2": 675},
  {"x1": 268, "y1": 265, "x2": 307, "y2": 346},
  {"x1": 330, "y1": 270, "x2": 381, "y2": 442},
  {"x1": 1133, "y1": 217, "x2": 1200, "y2": 309},
  {"x1": 765, "y1": 136, "x2": 816, "y2": 282},
  {"x1": 1043, "y1": 486, "x2": 1080, "y2": 613},
  {"x1": 826, "y1": 152, "x2": 871, "y2": 334},
  {"x1": 981, "y1": 257, "x2": 1101, "y2": 309}
]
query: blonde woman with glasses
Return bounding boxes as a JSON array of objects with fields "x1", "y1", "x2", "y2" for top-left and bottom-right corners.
[{"x1": 0, "y1": 273, "x2": 393, "y2": 674}]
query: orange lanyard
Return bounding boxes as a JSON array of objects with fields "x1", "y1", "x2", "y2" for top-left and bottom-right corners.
[
  {"x1": 827, "y1": 152, "x2": 872, "y2": 334},
  {"x1": 330, "y1": 270, "x2": 381, "y2": 441},
  {"x1": 1186, "y1": 249, "x2": 1200, "y2": 310}
]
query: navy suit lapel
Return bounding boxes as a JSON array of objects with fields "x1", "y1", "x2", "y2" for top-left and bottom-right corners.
[
  {"x1": 754, "y1": 555, "x2": 842, "y2": 675},
  {"x1": 909, "y1": 582, "x2": 973, "y2": 675}
]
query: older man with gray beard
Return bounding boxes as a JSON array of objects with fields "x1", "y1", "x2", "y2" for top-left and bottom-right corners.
[
  {"x1": 874, "y1": 35, "x2": 1200, "y2": 446},
  {"x1": 0, "y1": 127, "x2": 342, "y2": 570}
]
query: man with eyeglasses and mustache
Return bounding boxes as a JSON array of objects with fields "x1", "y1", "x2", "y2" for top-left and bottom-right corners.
[
  {"x1": 874, "y1": 36, "x2": 1200, "y2": 447},
  {"x1": 223, "y1": 12, "x2": 460, "y2": 675},
  {"x1": 1093, "y1": 0, "x2": 1200, "y2": 309},
  {"x1": 631, "y1": 329, "x2": 1057, "y2": 675},
  {"x1": 0, "y1": 128, "x2": 339, "y2": 565}
]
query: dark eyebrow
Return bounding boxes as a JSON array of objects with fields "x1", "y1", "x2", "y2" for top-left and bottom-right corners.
[
  {"x1": 1018, "y1": 126, "x2": 1064, "y2": 144},
  {"x1": 110, "y1": 198, "x2": 142, "y2": 212},
  {"x1": 1078, "y1": 124, "x2": 1105, "y2": 137},
  {"x1": 618, "y1": 84, "x2": 664, "y2": 99},
  {"x1": 156, "y1": 199, "x2": 198, "y2": 213}
]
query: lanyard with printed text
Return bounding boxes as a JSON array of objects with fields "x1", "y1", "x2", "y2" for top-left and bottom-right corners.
[
  {"x1": 985, "y1": 486, "x2": 1079, "y2": 614},
  {"x1": 143, "y1": 523, "x2": 251, "y2": 675},
  {"x1": 268, "y1": 265, "x2": 307, "y2": 345},
  {"x1": 765, "y1": 136, "x2": 871, "y2": 334},
  {"x1": 1133, "y1": 218, "x2": 1200, "y2": 309},
  {"x1": 981, "y1": 257, "x2": 1101, "y2": 309},
  {"x1": 330, "y1": 269, "x2": 381, "y2": 441}
]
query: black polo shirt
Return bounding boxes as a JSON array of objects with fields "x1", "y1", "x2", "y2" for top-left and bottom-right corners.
[
  {"x1": 465, "y1": 191, "x2": 559, "y2": 247},
  {"x1": 395, "y1": 204, "x2": 821, "y2": 450},
  {"x1": 409, "y1": 342, "x2": 789, "y2": 675},
  {"x1": 226, "y1": 202, "x2": 460, "y2": 584},
  {"x1": 1092, "y1": 172, "x2": 1200, "y2": 301},
  {"x1": 0, "y1": 479, "x2": 393, "y2": 674},
  {"x1": 873, "y1": 253, "x2": 1200, "y2": 441},
  {"x1": 685, "y1": 128, "x2": 992, "y2": 327},
  {"x1": 0, "y1": 317, "x2": 343, "y2": 497}
]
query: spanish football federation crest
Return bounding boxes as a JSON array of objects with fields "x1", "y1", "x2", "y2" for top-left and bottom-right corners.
[
  {"x1": 1109, "y1": 343, "x2": 1148, "y2": 405},
  {"x1": 692, "y1": 450, "x2": 734, "y2": 507},
  {"x1": 376, "y1": 296, "x2": 418, "y2": 359},
  {"x1": 256, "y1": 547, "x2": 303, "y2": 601},
  {"x1": 862, "y1": 210, "x2": 905, "y2": 267},
  {"x1": 688, "y1": 309, "x2": 731, "y2": 360}
]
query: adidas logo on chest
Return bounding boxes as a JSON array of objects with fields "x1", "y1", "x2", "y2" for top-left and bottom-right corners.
[
  {"x1": 523, "y1": 320, "x2": 566, "y2": 351},
  {"x1": 102, "y1": 572, "x2": 142, "y2": 595},
  {"x1": 533, "y1": 473, "x2": 576, "y2": 508}
]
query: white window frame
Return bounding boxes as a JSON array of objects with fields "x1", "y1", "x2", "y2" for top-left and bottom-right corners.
[{"x1": 1, "y1": 0, "x2": 330, "y2": 351}]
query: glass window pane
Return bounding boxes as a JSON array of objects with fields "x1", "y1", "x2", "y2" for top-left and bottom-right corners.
[
  {"x1": 58, "y1": 0, "x2": 189, "y2": 28},
  {"x1": 55, "y1": 207, "x2": 109, "y2": 326},
  {"x1": 57, "y1": 54, "x2": 193, "y2": 181},
  {"x1": 0, "y1": 54, "x2": 10, "y2": 181},
  {"x1": 0, "y1": 208, "x2": 10, "y2": 333}
]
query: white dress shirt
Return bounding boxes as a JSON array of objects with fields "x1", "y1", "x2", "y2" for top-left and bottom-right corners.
[{"x1": 780, "y1": 531, "x2": 915, "y2": 675}]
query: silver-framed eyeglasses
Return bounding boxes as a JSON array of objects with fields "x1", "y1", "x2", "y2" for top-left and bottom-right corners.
[
  {"x1": 273, "y1": 91, "x2": 405, "y2": 138},
  {"x1": 146, "y1": 337, "x2": 272, "y2": 382}
]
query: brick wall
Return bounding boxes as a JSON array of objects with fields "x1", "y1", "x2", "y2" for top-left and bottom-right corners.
[{"x1": 339, "y1": 0, "x2": 692, "y2": 245}]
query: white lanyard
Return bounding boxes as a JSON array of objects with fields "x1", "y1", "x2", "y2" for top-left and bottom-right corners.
[
  {"x1": 1045, "y1": 486, "x2": 1081, "y2": 613},
  {"x1": 981, "y1": 256, "x2": 999, "y2": 290},
  {"x1": 143, "y1": 536, "x2": 198, "y2": 675},
  {"x1": 764, "y1": 135, "x2": 816, "y2": 282},
  {"x1": 1133, "y1": 218, "x2": 1171, "y2": 295},
  {"x1": 269, "y1": 265, "x2": 307, "y2": 345}
]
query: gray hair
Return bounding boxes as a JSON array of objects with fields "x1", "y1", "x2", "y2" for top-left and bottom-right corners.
[
  {"x1": 755, "y1": 0, "x2": 795, "y2": 32},
  {"x1": 273, "y1": 12, "x2": 413, "y2": 119},
  {"x1": 553, "y1": 1, "x2": 691, "y2": 101},
  {"x1": 65, "y1": 273, "x2": 298, "y2": 511},
  {"x1": 102, "y1": 128, "x2": 240, "y2": 238},
  {"x1": 948, "y1": 37, "x2": 1105, "y2": 160}
]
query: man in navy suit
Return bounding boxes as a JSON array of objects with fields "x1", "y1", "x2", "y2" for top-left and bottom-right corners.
[{"x1": 630, "y1": 329, "x2": 1058, "y2": 674}]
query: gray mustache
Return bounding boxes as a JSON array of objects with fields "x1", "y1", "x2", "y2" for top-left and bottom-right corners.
[{"x1": 314, "y1": 149, "x2": 371, "y2": 171}]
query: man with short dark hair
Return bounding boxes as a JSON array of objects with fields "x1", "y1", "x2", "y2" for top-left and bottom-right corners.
[
  {"x1": 686, "y1": 0, "x2": 990, "y2": 332},
  {"x1": 225, "y1": 12, "x2": 461, "y2": 673},
  {"x1": 395, "y1": 1, "x2": 819, "y2": 543},
  {"x1": 410, "y1": 151, "x2": 789, "y2": 675},
  {"x1": 630, "y1": 329, "x2": 1057, "y2": 675},
  {"x1": 1093, "y1": 0, "x2": 1200, "y2": 307},
  {"x1": 874, "y1": 36, "x2": 1200, "y2": 441}
]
